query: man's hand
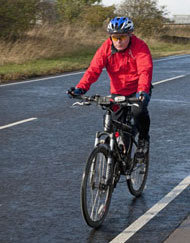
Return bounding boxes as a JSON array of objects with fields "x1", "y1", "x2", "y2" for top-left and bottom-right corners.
[
  {"x1": 136, "y1": 91, "x2": 150, "y2": 106},
  {"x1": 67, "y1": 87, "x2": 86, "y2": 98}
]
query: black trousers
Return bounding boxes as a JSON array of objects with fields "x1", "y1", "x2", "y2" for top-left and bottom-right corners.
[{"x1": 111, "y1": 94, "x2": 150, "y2": 140}]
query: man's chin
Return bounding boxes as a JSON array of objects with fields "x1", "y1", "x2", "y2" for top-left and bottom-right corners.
[{"x1": 117, "y1": 47, "x2": 125, "y2": 51}]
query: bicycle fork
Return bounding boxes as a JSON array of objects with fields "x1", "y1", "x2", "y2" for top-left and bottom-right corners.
[
  {"x1": 105, "y1": 133, "x2": 114, "y2": 185},
  {"x1": 94, "y1": 132, "x2": 114, "y2": 185}
]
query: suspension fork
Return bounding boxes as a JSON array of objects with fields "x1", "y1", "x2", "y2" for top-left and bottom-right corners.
[
  {"x1": 105, "y1": 133, "x2": 114, "y2": 184},
  {"x1": 94, "y1": 132, "x2": 100, "y2": 147},
  {"x1": 93, "y1": 131, "x2": 115, "y2": 184}
]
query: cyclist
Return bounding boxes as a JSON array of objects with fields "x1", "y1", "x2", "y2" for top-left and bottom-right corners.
[{"x1": 67, "y1": 17, "x2": 153, "y2": 158}]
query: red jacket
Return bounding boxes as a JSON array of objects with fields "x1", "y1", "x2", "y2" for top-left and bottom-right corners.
[{"x1": 76, "y1": 35, "x2": 153, "y2": 96}]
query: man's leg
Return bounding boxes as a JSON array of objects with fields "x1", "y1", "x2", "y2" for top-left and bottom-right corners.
[
  {"x1": 132, "y1": 102, "x2": 150, "y2": 139},
  {"x1": 132, "y1": 102, "x2": 150, "y2": 157},
  {"x1": 111, "y1": 105, "x2": 129, "y2": 151}
]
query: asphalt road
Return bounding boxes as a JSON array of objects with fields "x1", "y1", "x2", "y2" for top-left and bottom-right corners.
[{"x1": 0, "y1": 54, "x2": 190, "y2": 243}]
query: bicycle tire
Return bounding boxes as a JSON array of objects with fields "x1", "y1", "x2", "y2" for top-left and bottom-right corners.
[
  {"x1": 80, "y1": 145, "x2": 114, "y2": 228},
  {"x1": 127, "y1": 152, "x2": 149, "y2": 197},
  {"x1": 127, "y1": 135, "x2": 149, "y2": 197}
]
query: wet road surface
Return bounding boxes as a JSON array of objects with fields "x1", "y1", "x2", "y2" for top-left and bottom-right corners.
[{"x1": 0, "y1": 54, "x2": 190, "y2": 242}]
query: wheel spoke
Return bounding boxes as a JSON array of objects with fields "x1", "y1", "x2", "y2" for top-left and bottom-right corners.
[
  {"x1": 81, "y1": 145, "x2": 113, "y2": 227},
  {"x1": 90, "y1": 188, "x2": 100, "y2": 220}
]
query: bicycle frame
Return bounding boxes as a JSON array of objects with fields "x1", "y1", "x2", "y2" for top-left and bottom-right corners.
[
  {"x1": 93, "y1": 105, "x2": 137, "y2": 182},
  {"x1": 71, "y1": 94, "x2": 139, "y2": 178}
]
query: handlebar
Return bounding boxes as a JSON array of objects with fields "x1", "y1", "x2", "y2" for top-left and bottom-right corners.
[{"x1": 71, "y1": 94, "x2": 140, "y2": 107}]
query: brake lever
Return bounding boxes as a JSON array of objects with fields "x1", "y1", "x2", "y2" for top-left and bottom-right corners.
[
  {"x1": 72, "y1": 101, "x2": 91, "y2": 106},
  {"x1": 129, "y1": 103, "x2": 140, "y2": 108}
]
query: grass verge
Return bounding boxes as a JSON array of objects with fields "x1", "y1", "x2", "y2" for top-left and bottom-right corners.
[
  {"x1": 0, "y1": 55, "x2": 94, "y2": 83},
  {"x1": 1, "y1": 31, "x2": 190, "y2": 84}
]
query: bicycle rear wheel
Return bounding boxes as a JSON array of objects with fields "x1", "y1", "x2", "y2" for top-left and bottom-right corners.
[
  {"x1": 127, "y1": 136, "x2": 149, "y2": 197},
  {"x1": 80, "y1": 145, "x2": 114, "y2": 228}
]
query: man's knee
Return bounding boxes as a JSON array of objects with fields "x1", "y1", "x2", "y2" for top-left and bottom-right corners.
[{"x1": 132, "y1": 103, "x2": 149, "y2": 119}]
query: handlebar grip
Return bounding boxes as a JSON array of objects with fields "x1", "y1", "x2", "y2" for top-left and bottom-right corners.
[
  {"x1": 114, "y1": 96, "x2": 126, "y2": 103},
  {"x1": 128, "y1": 97, "x2": 140, "y2": 103},
  {"x1": 114, "y1": 96, "x2": 140, "y2": 104}
]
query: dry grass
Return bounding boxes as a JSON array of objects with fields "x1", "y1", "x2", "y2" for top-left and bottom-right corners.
[
  {"x1": 166, "y1": 24, "x2": 190, "y2": 38},
  {"x1": 0, "y1": 23, "x2": 107, "y2": 65},
  {"x1": 1, "y1": 23, "x2": 190, "y2": 83},
  {"x1": 1, "y1": 23, "x2": 190, "y2": 66}
]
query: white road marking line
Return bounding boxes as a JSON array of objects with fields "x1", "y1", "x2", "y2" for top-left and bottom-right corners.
[
  {"x1": 153, "y1": 75, "x2": 186, "y2": 85},
  {"x1": 0, "y1": 118, "x2": 37, "y2": 130},
  {"x1": 110, "y1": 175, "x2": 190, "y2": 243},
  {"x1": 0, "y1": 55, "x2": 189, "y2": 87},
  {"x1": 0, "y1": 71, "x2": 86, "y2": 87},
  {"x1": 154, "y1": 54, "x2": 189, "y2": 62}
]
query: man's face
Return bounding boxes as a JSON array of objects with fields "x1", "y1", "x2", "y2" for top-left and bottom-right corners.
[{"x1": 111, "y1": 33, "x2": 130, "y2": 51}]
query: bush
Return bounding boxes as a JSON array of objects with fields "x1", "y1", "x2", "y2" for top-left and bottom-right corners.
[
  {"x1": 57, "y1": 0, "x2": 101, "y2": 22},
  {"x1": 80, "y1": 5, "x2": 115, "y2": 29},
  {"x1": 0, "y1": 0, "x2": 40, "y2": 39},
  {"x1": 116, "y1": 0, "x2": 169, "y2": 37}
]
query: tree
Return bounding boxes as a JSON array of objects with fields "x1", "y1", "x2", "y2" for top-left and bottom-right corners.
[
  {"x1": 56, "y1": 0, "x2": 101, "y2": 22},
  {"x1": 116, "y1": 0, "x2": 168, "y2": 37},
  {"x1": 0, "y1": 0, "x2": 40, "y2": 39},
  {"x1": 37, "y1": 0, "x2": 57, "y2": 24},
  {"x1": 80, "y1": 5, "x2": 115, "y2": 29}
]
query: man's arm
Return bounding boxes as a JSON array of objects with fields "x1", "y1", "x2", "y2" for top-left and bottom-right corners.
[
  {"x1": 76, "y1": 40, "x2": 109, "y2": 91},
  {"x1": 136, "y1": 42, "x2": 153, "y2": 94}
]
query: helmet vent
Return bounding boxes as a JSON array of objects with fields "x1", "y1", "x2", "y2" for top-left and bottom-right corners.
[{"x1": 107, "y1": 17, "x2": 134, "y2": 34}]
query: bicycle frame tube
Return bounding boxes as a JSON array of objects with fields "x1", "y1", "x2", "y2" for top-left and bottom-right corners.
[{"x1": 109, "y1": 133, "x2": 114, "y2": 150}]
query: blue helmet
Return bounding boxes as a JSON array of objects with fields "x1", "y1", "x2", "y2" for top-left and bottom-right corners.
[{"x1": 107, "y1": 17, "x2": 134, "y2": 34}]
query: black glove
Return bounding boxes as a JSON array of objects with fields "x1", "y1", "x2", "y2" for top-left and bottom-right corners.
[
  {"x1": 136, "y1": 91, "x2": 150, "y2": 106},
  {"x1": 67, "y1": 87, "x2": 86, "y2": 98}
]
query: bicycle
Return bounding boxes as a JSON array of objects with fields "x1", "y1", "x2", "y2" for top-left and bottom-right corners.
[{"x1": 71, "y1": 94, "x2": 149, "y2": 228}]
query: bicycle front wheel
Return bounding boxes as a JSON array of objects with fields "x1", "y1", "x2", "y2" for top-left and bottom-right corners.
[{"x1": 80, "y1": 145, "x2": 113, "y2": 228}]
